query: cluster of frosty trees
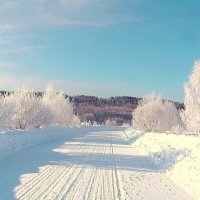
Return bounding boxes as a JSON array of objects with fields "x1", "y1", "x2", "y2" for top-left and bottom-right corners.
[
  {"x1": 0, "y1": 84, "x2": 80, "y2": 130},
  {"x1": 132, "y1": 61, "x2": 200, "y2": 133}
]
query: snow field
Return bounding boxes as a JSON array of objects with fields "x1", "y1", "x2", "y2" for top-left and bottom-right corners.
[{"x1": 123, "y1": 128, "x2": 200, "y2": 199}]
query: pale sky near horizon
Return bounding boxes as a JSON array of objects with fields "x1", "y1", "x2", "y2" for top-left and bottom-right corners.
[{"x1": 0, "y1": 0, "x2": 199, "y2": 101}]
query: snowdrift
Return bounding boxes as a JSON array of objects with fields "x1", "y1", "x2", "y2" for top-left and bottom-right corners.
[{"x1": 123, "y1": 129, "x2": 200, "y2": 199}]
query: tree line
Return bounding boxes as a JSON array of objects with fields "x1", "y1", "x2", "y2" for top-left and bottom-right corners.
[{"x1": 0, "y1": 84, "x2": 80, "y2": 130}]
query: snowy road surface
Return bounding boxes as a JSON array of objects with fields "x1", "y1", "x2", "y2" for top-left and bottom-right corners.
[{"x1": 0, "y1": 127, "x2": 194, "y2": 200}]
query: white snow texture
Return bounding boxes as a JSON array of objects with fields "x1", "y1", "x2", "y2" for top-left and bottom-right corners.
[{"x1": 123, "y1": 128, "x2": 200, "y2": 199}]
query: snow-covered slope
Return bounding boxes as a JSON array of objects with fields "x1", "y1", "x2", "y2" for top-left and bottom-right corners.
[
  {"x1": 123, "y1": 129, "x2": 200, "y2": 199},
  {"x1": 0, "y1": 127, "x2": 73, "y2": 160}
]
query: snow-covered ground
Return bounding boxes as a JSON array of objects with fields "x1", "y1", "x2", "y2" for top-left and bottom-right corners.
[
  {"x1": 123, "y1": 129, "x2": 200, "y2": 200},
  {"x1": 0, "y1": 127, "x2": 78, "y2": 160},
  {"x1": 0, "y1": 126, "x2": 193, "y2": 200}
]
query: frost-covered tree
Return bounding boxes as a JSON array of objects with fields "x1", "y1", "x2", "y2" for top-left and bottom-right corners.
[
  {"x1": 0, "y1": 84, "x2": 79, "y2": 130},
  {"x1": 42, "y1": 84, "x2": 79, "y2": 126},
  {"x1": 0, "y1": 94, "x2": 13, "y2": 129},
  {"x1": 8, "y1": 87, "x2": 52, "y2": 130},
  {"x1": 132, "y1": 94, "x2": 182, "y2": 132},
  {"x1": 182, "y1": 61, "x2": 200, "y2": 132},
  {"x1": 28, "y1": 99, "x2": 53, "y2": 128},
  {"x1": 71, "y1": 115, "x2": 81, "y2": 126},
  {"x1": 105, "y1": 118, "x2": 117, "y2": 126}
]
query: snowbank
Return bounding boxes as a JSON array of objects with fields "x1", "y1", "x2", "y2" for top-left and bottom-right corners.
[
  {"x1": 0, "y1": 126, "x2": 78, "y2": 160},
  {"x1": 123, "y1": 129, "x2": 200, "y2": 200}
]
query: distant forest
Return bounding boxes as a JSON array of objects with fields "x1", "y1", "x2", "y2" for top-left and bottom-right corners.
[
  {"x1": 68, "y1": 95, "x2": 184, "y2": 126},
  {"x1": 0, "y1": 91, "x2": 184, "y2": 126}
]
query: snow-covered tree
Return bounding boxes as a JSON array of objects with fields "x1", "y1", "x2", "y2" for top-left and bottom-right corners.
[
  {"x1": 0, "y1": 94, "x2": 13, "y2": 129},
  {"x1": 8, "y1": 87, "x2": 52, "y2": 130},
  {"x1": 0, "y1": 84, "x2": 79, "y2": 130},
  {"x1": 132, "y1": 94, "x2": 182, "y2": 132},
  {"x1": 71, "y1": 115, "x2": 81, "y2": 126},
  {"x1": 105, "y1": 118, "x2": 117, "y2": 126},
  {"x1": 181, "y1": 61, "x2": 200, "y2": 132},
  {"x1": 28, "y1": 99, "x2": 53, "y2": 128},
  {"x1": 42, "y1": 84, "x2": 79, "y2": 126}
]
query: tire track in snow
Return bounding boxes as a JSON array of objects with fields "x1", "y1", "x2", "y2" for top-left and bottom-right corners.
[
  {"x1": 56, "y1": 144, "x2": 99, "y2": 200},
  {"x1": 15, "y1": 143, "x2": 85, "y2": 198},
  {"x1": 15, "y1": 143, "x2": 87, "y2": 200},
  {"x1": 28, "y1": 144, "x2": 91, "y2": 200},
  {"x1": 110, "y1": 134, "x2": 125, "y2": 200},
  {"x1": 69, "y1": 144, "x2": 104, "y2": 200}
]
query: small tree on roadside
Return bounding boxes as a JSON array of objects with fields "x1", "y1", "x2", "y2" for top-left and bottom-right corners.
[{"x1": 132, "y1": 93, "x2": 182, "y2": 132}]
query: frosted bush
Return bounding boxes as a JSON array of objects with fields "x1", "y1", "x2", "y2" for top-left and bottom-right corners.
[
  {"x1": 132, "y1": 94, "x2": 182, "y2": 132},
  {"x1": 8, "y1": 87, "x2": 52, "y2": 130}
]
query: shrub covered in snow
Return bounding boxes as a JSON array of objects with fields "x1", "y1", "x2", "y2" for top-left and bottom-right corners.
[
  {"x1": 181, "y1": 61, "x2": 200, "y2": 133},
  {"x1": 132, "y1": 94, "x2": 182, "y2": 132}
]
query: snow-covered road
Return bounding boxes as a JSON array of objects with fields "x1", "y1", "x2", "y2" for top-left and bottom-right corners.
[{"x1": 0, "y1": 127, "x2": 194, "y2": 200}]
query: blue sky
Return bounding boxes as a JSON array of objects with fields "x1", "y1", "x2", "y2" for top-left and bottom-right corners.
[{"x1": 0, "y1": 0, "x2": 199, "y2": 101}]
